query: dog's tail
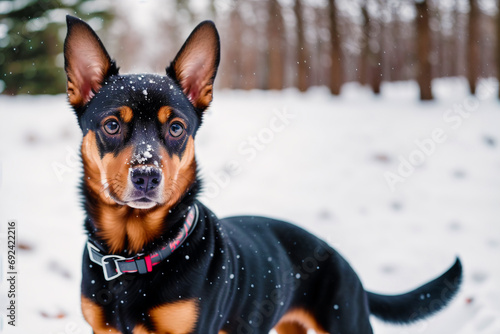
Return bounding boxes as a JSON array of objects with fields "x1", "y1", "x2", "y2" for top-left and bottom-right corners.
[{"x1": 367, "y1": 258, "x2": 462, "y2": 324}]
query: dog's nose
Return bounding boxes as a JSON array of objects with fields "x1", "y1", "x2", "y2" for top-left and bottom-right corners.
[{"x1": 131, "y1": 167, "x2": 162, "y2": 192}]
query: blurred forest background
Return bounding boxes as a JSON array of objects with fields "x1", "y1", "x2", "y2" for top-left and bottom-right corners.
[{"x1": 0, "y1": 0, "x2": 499, "y2": 100}]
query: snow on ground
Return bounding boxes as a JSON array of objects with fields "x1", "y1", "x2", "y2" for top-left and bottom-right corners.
[{"x1": 0, "y1": 78, "x2": 499, "y2": 333}]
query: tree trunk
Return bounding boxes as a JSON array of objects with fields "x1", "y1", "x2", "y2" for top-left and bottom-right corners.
[
  {"x1": 359, "y1": 4, "x2": 370, "y2": 86},
  {"x1": 294, "y1": 0, "x2": 309, "y2": 92},
  {"x1": 451, "y1": 0, "x2": 461, "y2": 77},
  {"x1": 498, "y1": 0, "x2": 500, "y2": 99},
  {"x1": 360, "y1": 3, "x2": 382, "y2": 94},
  {"x1": 220, "y1": 7, "x2": 243, "y2": 89},
  {"x1": 267, "y1": 0, "x2": 284, "y2": 90},
  {"x1": 416, "y1": 0, "x2": 434, "y2": 100},
  {"x1": 241, "y1": 25, "x2": 258, "y2": 90},
  {"x1": 391, "y1": 7, "x2": 403, "y2": 81},
  {"x1": 328, "y1": 0, "x2": 342, "y2": 95},
  {"x1": 372, "y1": 21, "x2": 383, "y2": 95},
  {"x1": 467, "y1": 0, "x2": 480, "y2": 95}
]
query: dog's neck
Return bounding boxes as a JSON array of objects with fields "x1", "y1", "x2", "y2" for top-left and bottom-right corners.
[{"x1": 82, "y1": 168, "x2": 201, "y2": 255}]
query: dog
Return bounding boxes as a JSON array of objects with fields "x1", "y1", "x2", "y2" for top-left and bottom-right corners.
[{"x1": 64, "y1": 15, "x2": 462, "y2": 334}]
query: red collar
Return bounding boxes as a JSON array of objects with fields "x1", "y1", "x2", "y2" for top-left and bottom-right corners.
[{"x1": 87, "y1": 204, "x2": 199, "y2": 280}]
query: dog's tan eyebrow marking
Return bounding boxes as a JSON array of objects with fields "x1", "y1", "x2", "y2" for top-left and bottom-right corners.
[
  {"x1": 118, "y1": 106, "x2": 133, "y2": 123},
  {"x1": 158, "y1": 106, "x2": 172, "y2": 124}
]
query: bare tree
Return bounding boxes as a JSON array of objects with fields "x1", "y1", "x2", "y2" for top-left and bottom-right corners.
[
  {"x1": 359, "y1": 3, "x2": 370, "y2": 86},
  {"x1": 328, "y1": 0, "x2": 342, "y2": 95},
  {"x1": 390, "y1": 3, "x2": 404, "y2": 81},
  {"x1": 223, "y1": 5, "x2": 244, "y2": 89},
  {"x1": 267, "y1": 0, "x2": 285, "y2": 90},
  {"x1": 372, "y1": 20, "x2": 383, "y2": 94},
  {"x1": 359, "y1": 1, "x2": 384, "y2": 94},
  {"x1": 416, "y1": 0, "x2": 434, "y2": 100},
  {"x1": 241, "y1": 24, "x2": 259, "y2": 90},
  {"x1": 467, "y1": 0, "x2": 480, "y2": 94},
  {"x1": 294, "y1": 0, "x2": 309, "y2": 91},
  {"x1": 498, "y1": 0, "x2": 500, "y2": 99}
]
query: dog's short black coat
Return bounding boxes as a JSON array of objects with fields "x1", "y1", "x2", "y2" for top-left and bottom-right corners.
[{"x1": 64, "y1": 15, "x2": 462, "y2": 334}]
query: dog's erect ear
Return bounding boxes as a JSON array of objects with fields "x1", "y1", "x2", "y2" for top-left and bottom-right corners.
[
  {"x1": 167, "y1": 21, "x2": 220, "y2": 111},
  {"x1": 64, "y1": 15, "x2": 118, "y2": 108}
]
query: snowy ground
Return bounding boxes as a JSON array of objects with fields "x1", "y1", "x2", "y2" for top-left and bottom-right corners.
[{"x1": 0, "y1": 78, "x2": 499, "y2": 333}]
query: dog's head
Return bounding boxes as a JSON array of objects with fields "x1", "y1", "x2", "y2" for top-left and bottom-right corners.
[{"x1": 64, "y1": 16, "x2": 219, "y2": 210}]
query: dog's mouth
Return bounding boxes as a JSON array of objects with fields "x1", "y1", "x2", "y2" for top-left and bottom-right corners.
[
  {"x1": 122, "y1": 189, "x2": 163, "y2": 209},
  {"x1": 106, "y1": 187, "x2": 162, "y2": 210},
  {"x1": 126, "y1": 198, "x2": 158, "y2": 209}
]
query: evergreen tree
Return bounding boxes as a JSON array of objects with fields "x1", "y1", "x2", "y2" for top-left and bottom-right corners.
[{"x1": 0, "y1": 0, "x2": 113, "y2": 95}]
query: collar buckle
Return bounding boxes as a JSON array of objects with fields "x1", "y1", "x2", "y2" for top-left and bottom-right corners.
[
  {"x1": 101, "y1": 254, "x2": 126, "y2": 281},
  {"x1": 87, "y1": 242, "x2": 126, "y2": 281}
]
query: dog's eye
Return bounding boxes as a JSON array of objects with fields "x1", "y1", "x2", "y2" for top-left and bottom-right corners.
[
  {"x1": 169, "y1": 122, "x2": 184, "y2": 137},
  {"x1": 104, "y1": 120, "x2": 120, "y2": 135}
]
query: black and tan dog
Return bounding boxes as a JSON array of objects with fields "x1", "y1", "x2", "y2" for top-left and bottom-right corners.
[{"x1": 64, "y1": 16, "x2": 462, "y2": 334}]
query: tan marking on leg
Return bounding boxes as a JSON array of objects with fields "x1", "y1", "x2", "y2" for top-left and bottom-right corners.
[
  {"x1": 149, "y1": 299, "x2": 198, "y2": 334},
  {"x1": 158, "y1": 106, "x2": 172, "y2": 124},
  {"x1": 275, "y1": 308, "x2": 328, "y2": 334},
  {"x1": 81, "y1": 296, "x2": 121, "y2": 334},
  {"x1": 119, "y1": 106, "x2": 133, "y2": 123},
  {"x1": 133, "y1": 324, "x2": 150, "y2": 334},
  {"x1": 274, "y1": 321, "x2": 308, "y2": 334}
]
